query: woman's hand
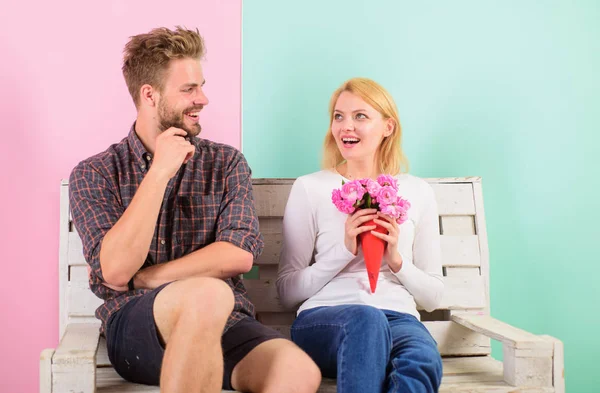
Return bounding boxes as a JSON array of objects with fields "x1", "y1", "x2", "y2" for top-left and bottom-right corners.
[
  {"x1": 344, "y1": 208, "x2": 378, "y2": 255},
  {"x1": 371, "y1": 212, "x2": 403, "y2": 272}
]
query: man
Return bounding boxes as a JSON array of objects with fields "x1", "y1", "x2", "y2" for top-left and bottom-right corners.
[{"x1": 69, "y1": 26, "x2": 320, "y2": 393}]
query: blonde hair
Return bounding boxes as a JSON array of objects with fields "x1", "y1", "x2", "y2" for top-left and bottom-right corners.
[
  {"x1": 322, "y1": 77, "x2": 409, "y2": 175},
  {"x1": 122, "y1": 26, "x2": 206, "y2": 107}
]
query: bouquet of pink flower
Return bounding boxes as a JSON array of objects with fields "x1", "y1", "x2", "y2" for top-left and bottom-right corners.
[
  {"x1": 331, "y1": 174, "x2": 411, "y2": 293},
  {"x1": 331, "y1": 174, "x2": 411, "y2": 224}
]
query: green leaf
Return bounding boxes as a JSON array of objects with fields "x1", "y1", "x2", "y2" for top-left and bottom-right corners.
[{"x1": 365, "y1": 193, "x2": 372, "y2": 208}]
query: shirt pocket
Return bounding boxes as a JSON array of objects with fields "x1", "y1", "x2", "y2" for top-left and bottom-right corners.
[{"x1": 174, "y1": 194, "x2": 221, "y2": 254}]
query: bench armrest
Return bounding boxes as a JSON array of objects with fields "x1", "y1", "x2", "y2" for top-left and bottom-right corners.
[
  {"x1": 52, "y1": 323, "x2": 101, "y2": 393},
  {"x1": 452, "y1": 314, "x2": 561, "y2": 388}
]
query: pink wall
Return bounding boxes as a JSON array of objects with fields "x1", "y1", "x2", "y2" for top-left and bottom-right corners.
[{"x1": 0, "y1": 1, "x2": 241, "y2": 391}]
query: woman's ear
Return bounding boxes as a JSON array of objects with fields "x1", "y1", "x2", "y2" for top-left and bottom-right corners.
[{"x1": 384, "y1": 118, "x2": 395, "y2": 137}]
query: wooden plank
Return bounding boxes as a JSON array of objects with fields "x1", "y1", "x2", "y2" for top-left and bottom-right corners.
[
  {"x1": 59, "y1": 182, "x2": 70, "y2": 339},
  {"x1": 67, "y1": 231, "x2": 86, "y2": 266},
  {"x1": 256, "y1": 311, "x2": 295, "y2": 338},
  {"x1": 97, "y1": 367, "x2": 159, "y2": 391},
  {"x1": 440, "y1": 235, "x2": 480, "y2": 267},
  {"x1": 424, "y1": 321, "x2": 491, "y2": 356},
  {"x1": 244, "y1": 276, "x2": 486, "y2": 313},
  {"x1": 540, "y1": 335, "x2": 565, "y2": 393},
  {"x1": 430, "y1": 183, "x2": 475, "y2": 216},
  {"x1": 52, "y1": 323, "x2": 100, "y2": 393},
  {"x1": 253, "y1": 183, "x2": 293, "y2": 217},
  {"x1": 445, "y1": 267, "x2": 481, "y2": 278},
  {"x1": 440, "y1": 216, "x2": 476, "y2": 235},
  {"x1": 68, "y1": 265, "x2": 103, "y2": 318},
  {"x1": 503, "y1": 346, "x2": 553, "y2": 387},
  {"x1": 441, "y1": 276, "x2": 486, "y2": 310},
  {"x1": 53, "y1": 323, "x2": 101, "y2": 363},
  {"x1": 96, "y1": 367, "x2": 333, "y2": 393},
  {"x1": 256, "y1": 232, "x2": 283, "y2": 266},
  {"x1": 253, "y1": 179, "x2": 478, "y2": 217},
  {"x1": 258, "y1": 264, "x2": 279, "y2": 279},
  {"x1": 93, "y1": 355, "x2": 553, "y2": 393},
  {"x1": 97, "y1": 337, "x2": 111, "y2": 367},
  {"x1": 40, "y1": 348, "x2": 55, "y2": 393},
  {"x1": 68, "y1": 285, "x2": 104, "y2": 317},
  {"x1": 472, "y1": 180, "x2": 491, "y2": 314},
  {"x1": 452, "y1": 315, "x2": 553, "y2": 351}
]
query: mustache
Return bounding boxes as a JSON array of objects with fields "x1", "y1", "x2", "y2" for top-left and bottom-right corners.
[{"x1": 184, "y1": 105, "x2": 204, "y2": 113}]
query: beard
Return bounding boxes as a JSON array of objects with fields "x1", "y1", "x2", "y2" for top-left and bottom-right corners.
[{"x1": 157, "y1": 99, "x2": 203, "y2": 137}]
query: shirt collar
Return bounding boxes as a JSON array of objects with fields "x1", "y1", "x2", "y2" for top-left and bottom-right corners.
[{"x1": 127, "y1": 122, "x2": 153, "y2": 170}]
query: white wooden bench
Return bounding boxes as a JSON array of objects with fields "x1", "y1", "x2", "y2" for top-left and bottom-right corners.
[{"x1": 40, "y1": 177, "x2": 565, "y2": 393}]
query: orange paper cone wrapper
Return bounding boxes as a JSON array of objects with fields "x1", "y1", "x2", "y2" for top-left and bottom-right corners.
[{"x1": 358, "y1": 219, "x2": 388, "y2": 293}]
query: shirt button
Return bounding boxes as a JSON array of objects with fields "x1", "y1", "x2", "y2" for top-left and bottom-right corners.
[
  {"x1": 146, "y1": 155, "x2": 152, "y2": 161},
  {"x1": 141, "y1": 164, "x2": 146, "y2": 169},
  {"x1": 160, "y1": 239, "x2": 165, "y2": 245}
]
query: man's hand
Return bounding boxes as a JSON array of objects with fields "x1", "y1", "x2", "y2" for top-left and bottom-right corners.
[{"x1": 150, "y1": 127, "x2": 196, "y2": 180}]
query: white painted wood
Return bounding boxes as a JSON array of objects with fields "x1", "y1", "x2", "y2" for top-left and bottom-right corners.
[
  {"x1": 444, "y1": 267, "x2": 481, "y2": 277},
  {"x1": 441, "y1": 235, "x2": 481, "y2": 267},
  {"x1": 452, "y1": 315, "x2": 553, "y2": 351},
  {"x1": 244, "y1": 275, "x2": 486, "y2": 313},
  {"x1": 540, "y1": 335, "x2": 565, "y2": 393},
  {"x1": 97, "y1": 338, "x2": 111, "y2": 367},
  {"x1": 430, "y1": 183, "x2": 476, "y2": 215},
  {"x1": 423, "y1": 321, "x2": 490, "y2": 356},
  {"x1": 94, "y1": 355, "x2": 554, "y2": 393},
  {"x1": 472, "y1": 180, "x2": 491, "y2": 316},
  {"x1": 68, "y1": 265, "x2": 103, "y2": 317},
  {"x1": 258, "y1": 232, "x2": 482, "y2": 269},
  {"x1": 441, "y1": 216, "x2": 476, "y2": 235},
  {"x1": 47, "y1": 178, "x2": 561, "y2": 393},
  {"x1": 40, "y1": 348, "x2": 55, "y2": 393},
  {"x1": 503, "y1": 346, "x2": 553, "y2": 387},
  {"x1": 53, "y1": 323, "x2": 101, "y2": 363},
  {"x1": 52, "y1": 323, "x2": 100, "y2": 393},
  {"x1": 59, "y1": 181, "x2": 70, "y2": 340},
  {"x1": 68, "y1": 230, "x2": 86, "y2": 266},
  {"x1": 252, "y1": 182, "x2": 293, "y2": 217}
]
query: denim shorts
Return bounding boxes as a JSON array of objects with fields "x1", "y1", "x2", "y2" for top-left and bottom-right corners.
[{"x1": 105, "y1": 283, "x2": 284, "y2": 390}]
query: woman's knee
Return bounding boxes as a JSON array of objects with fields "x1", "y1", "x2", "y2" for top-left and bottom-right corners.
[{"x1": 344, "y1": 305, "x2": 390, "y2": 337}]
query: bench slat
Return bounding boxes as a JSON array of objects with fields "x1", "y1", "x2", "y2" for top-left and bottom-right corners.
[{"x1": 244, "y1": 276, "x2": 486, "y2": 314}]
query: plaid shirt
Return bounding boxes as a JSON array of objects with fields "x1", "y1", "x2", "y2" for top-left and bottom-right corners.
[{"x1": 69, "y1": 125, "x2": 263, "y2": 335}]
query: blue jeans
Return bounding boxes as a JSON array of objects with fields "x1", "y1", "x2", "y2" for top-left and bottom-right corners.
[{"x1": 291, "y1": 305, "x2": 442, "y2": 393}]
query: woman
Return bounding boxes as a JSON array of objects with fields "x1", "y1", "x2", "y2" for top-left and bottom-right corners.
[{"x1": 276, "y1": 77, "x2": 444, "y2": 393}]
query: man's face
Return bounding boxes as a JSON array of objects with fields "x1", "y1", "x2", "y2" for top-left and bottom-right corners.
[{"x1": 156, "y1": 58, "x2": 209, "y2": 137}]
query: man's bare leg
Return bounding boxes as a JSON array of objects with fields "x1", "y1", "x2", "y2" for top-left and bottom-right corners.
[
  {"x1": 231, "y1": 338, "x2": 321, "y2": 393},
  {"x1": 153, "y1": 276, "x2": 234, "y2": 393}
]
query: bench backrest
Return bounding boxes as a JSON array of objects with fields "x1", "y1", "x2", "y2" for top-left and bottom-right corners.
[{"x1": 59, "y1": 177, "x2": 491, "y2": 357}]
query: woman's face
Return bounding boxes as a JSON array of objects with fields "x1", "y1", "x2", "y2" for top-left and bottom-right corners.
[{"x1": 331, "y1": 91, "x2": 393, "y2": 163}]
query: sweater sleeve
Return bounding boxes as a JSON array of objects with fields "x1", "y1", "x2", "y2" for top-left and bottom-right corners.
[
  {"x1": 276, "y1": 178, "x2": 355, "y2": 308},
  {"x1": 392, "y1": 181, "x2": 444, "y2": 311}
]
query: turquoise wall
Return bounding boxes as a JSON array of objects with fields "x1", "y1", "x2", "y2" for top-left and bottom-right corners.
[{"x1": 242, "y1": 1, "x2": 600, "y2": 391}]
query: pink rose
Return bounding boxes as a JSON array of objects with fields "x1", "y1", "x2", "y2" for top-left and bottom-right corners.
[
  {"x1": 395, "y1": 197, "x2": 411, "y2": 211},
  {"x1": 377, "y1": 186, "x2": 397, "y2": 206},
  {"x1": 377, "y1": 174, "x2": 398, "y2": 190},
  {"x1": 340, "y1": 180, "x2": 365, "y2": 204},
  {"x1": 366, "y1": 179, "x2": 382, "y2": 196}
]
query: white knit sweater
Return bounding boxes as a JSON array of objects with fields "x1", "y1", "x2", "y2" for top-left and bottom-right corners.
[{"x1": 276, "y1": 170, "x2": 444, "y2": 319}]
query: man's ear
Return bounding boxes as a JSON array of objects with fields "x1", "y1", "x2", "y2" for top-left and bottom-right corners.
[
  {"x1": 384, "y1": 118, "x2": 395, "y2": 137},
  {"x1": 140, "y1": 84, "x2": 157, "y2": 107}
]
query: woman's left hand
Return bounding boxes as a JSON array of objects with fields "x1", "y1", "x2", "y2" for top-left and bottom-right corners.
[{"x1": 371, "y1": 212, "x2": 403, "y2": 273}]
